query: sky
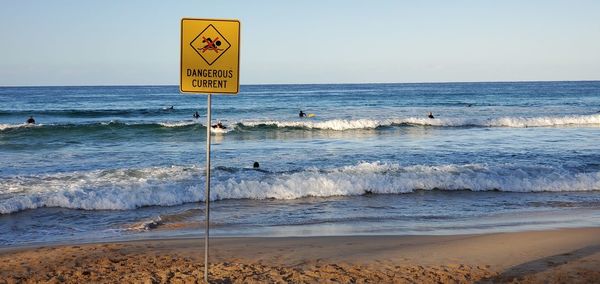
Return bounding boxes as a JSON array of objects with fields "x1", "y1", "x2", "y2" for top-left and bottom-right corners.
[{"x1": 1, "y1": 0, "x2": 599, "y2": 86}]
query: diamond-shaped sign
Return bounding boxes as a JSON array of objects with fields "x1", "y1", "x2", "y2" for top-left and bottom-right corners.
[{"x1": 189, "y1": 24, "x2": 231, "y2": 66}]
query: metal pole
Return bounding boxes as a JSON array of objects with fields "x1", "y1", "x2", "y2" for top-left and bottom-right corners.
[{"x1": 204, "y1": 94, "x2": 212, "y2": 283}]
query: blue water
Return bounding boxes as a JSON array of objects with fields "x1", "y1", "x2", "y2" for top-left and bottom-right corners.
[{"x1": 1, "y1": 81, "x2": 600, "y2": 246}]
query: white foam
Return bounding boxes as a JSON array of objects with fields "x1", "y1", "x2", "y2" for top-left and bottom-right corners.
[
  {"x1": 158, "y1": 121, "x2": 200, "y2": 127},
  {"x1": 126, "y1": 216, "x2": 163, "y2": 231},
  {"x1": 240, "y1": 114, "x2": 600, "y2": 130},
  {"x1": 2, "y1": 114, "x2": 598, "y2": 133},
  {"x1": 0, "y1": 123, "x2": 40, "y2": 131},
  {"x1": 0, "y1": 165, "x2": 203, "y2": 214},
  {"x1": 241, "y1": 119, "x2": 383, "y2": 131},
  {"x1": 486, "y1": 114, "x2": 600, "y2": 127},
  {"x1": 212, "y1": 162, "x2": 600, "y2": 200},
  {"x1": 1, "y1": 162, "x2": 599, "y2": 214},
  {"x1": 210, "y1": 126, "x2": 233, "y2": 134}
]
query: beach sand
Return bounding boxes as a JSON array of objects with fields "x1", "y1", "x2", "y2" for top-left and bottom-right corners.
[{"x1": 1, "y1": 228, "x2": 599, "y2": 283}]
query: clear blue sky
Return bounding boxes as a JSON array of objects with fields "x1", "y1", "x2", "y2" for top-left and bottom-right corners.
[{"x1": 1, "y1": 0, "x2": 599, "y2": 86}]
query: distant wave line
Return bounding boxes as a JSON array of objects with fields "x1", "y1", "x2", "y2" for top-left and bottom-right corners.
[
  {"x1": 240, "y1": 114, "x2": 600, "y2": 130},
  {"x1": 1, "y1": 114, "x2": 599, "y2": 133}
]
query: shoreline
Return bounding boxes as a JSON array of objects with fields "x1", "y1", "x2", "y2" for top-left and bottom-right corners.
[{"x1": 2, "y1": 228, "x2": 599, "y2": 283}]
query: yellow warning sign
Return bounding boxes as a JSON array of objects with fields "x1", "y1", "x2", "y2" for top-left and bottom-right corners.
[{"x1": 180, "y1": 18, "x2": 240, "y2": 94}]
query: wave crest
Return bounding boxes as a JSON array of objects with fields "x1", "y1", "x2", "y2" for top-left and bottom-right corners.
[
  {"x1": 158, "y1": 121, "x2": 201, "y2": 128},
  {"x1": 0, "y1": 123, "x2": 41, "y2": 131},
  {"x1": 1, "y1": 162, "x2": 599, "y2": 214},
  {"x1": 240, "y1": 114, "x2": 600, "y2": 130},
  {"x1": 1, "y1": 114, "x2": 598, "y2": 134}
]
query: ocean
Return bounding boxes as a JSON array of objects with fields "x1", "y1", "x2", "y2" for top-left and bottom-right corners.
[{"x1": 1, "y1": 81, "x2": 600, "y2": 246}]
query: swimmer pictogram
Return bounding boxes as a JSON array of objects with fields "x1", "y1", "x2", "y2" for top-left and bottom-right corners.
[
  {"x1": 201, "y1": 36, "x2": 222, "y2": 53},
  {"x1": 190, "y1": 24, "x2": 231, "y2": 65}
]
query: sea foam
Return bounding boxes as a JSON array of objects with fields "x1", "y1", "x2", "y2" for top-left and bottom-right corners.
[
  {"x1": 2, "y1": 114, "x2": 598, "y2": 134},
  {"x1": 0, "y1": 166, "x2": 202, "y2": 214},
  {"x1": 158, "y1": 121, "x2": 201, "y2": 128},
  {"x1": 0, "y1": 123, "x2": 40, "y2": 131},
  {"x1": 240, "y1": 114, "x2": 600, "y2": 130},
  {"x1": 1, "y1": 162, "x2": 599, "y2": 214}
]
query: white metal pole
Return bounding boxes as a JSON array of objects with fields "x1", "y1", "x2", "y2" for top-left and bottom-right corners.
[{"x1": 204, "y1": 93, "x2": 212, "y2": 283}]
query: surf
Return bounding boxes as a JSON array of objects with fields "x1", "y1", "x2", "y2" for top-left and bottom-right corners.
[
  {"x1": 2, "y1": 162, "x2": 599, "y2": 214},
  {"x1": 239, "y1": 113, "x2": 600, "y2": 130},
  {"x1": 2, "y1": 113, "x2": 599, "y2": 135}
]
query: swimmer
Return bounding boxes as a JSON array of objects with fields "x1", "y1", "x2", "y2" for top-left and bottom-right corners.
[
  {"x1": 299, "y1": 110, "x2": 307, "y2": 118},
  {"x1": 193, "y1": 111, "x2": 200, "y2": 119},
  {"x1": 428, "y1": 112, "x2": 435, "y2": 119},
  {"x1": 26, "y1": 116, "x2": 35, "y2": 124},
  {"x1": 212, "y1": 121, "x2": 226, "y2": 129},
  {"x1": 253, "y1": 162, "x2": 260, "y2": 169}
]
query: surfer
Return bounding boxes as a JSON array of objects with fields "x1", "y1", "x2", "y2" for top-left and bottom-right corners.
[
  {"x1": 212, "y1": 121, "x2": 226, "y2": 129},
  {"x1": 428, "y1": 112, "x2": 435, "y2": 119},
  {"x1": 26, "y1": 116, "x2": 35, "y2": 124},
  {"x1": 193, "y1": 111, "x2": 200, "y2": 119},
  {"x1": 299, "y1": 110, "x2": 307, "y2": 118}
]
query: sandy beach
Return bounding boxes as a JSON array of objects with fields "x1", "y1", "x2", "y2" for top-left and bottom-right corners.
[{"x1": 1, "y1": 227, "x2": 599, "y2": 283}]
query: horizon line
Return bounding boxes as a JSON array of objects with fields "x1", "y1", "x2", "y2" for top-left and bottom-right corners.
[{"x1": 1, "y1": 79, "x2": 599, "y2": 88}]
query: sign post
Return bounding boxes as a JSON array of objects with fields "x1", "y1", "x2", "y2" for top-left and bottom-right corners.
[
  {"x1": 204, "y1": 93, "x2": 211, "y2": 283},
  {"x1": 180, "y1": 18, "x2": 240, "y2": 283}
]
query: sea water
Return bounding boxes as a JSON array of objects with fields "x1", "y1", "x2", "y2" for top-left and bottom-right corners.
[{"x1": 1, "y1": 82, "x2": 600, "y2": 246}]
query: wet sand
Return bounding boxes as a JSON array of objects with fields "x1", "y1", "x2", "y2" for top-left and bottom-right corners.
[{"x1": 1, "y1": 228, "x2": 599, "y2": 283}]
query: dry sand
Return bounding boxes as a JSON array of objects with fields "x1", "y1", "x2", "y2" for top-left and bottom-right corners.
[{"x1": 1, "y1": 228, "x2": 599, "y2": 283}]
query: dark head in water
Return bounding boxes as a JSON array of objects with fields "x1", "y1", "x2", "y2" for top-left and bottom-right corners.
[
  {"x1": 428, "y1": 112, "x2": 434, "y2": 119},
  {"x1": 253, "y1": 162, "x2": 260, "y2": 169},
  {"x1": 212, "y1": 121, "x2": 225, "y2": 129},
  {"x1": 26, "y1": 116, "x2": 35, "y2": 124},
  {"x1": 193, "y1": 111, "x2": 200, "y2": 119}
]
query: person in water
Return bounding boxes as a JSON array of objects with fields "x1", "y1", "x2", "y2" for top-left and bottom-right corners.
[
  {"x1": 253, "y1": 161, "x2": 260, "y2": 169},
  {"x1": 26, "y1": 116, "x2": 35, "y2": 124},
  {"x1": 193, "y1": 111, "x2": 200, "y2": 119},
  {"x1": 428, "y1": 112, "x2": 435, "y2": 119},
  {"x1": 299, "y1": 110, "x2": 307, "y2": 118},
  {"x1": 212, "y1": 121, "x2": 225, "y2": 129}
]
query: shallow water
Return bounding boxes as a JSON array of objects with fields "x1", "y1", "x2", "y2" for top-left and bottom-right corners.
[{"x1": 1, "y1": 82, "x2": 600, "y2": 246}]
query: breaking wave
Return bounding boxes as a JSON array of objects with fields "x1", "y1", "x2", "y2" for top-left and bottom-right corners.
[
  {"x1": 1, "y1": 114, "x2": 599, "y2": 134},
  {"x1": 240, "y1": 114, "x2": 600, "y2": 130},
  {"x1": 0, "y1": 123, "x2": 42, "y2": 131},
  {"x1": 1, "y1": 162, "x2": 599, "y2": 214},
  {"x1": 157, "y1": 121, "x2": 200, "y2": 128},
  {"x1": 0, "y1": 121, "x2": 203, "y2": 134}
]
